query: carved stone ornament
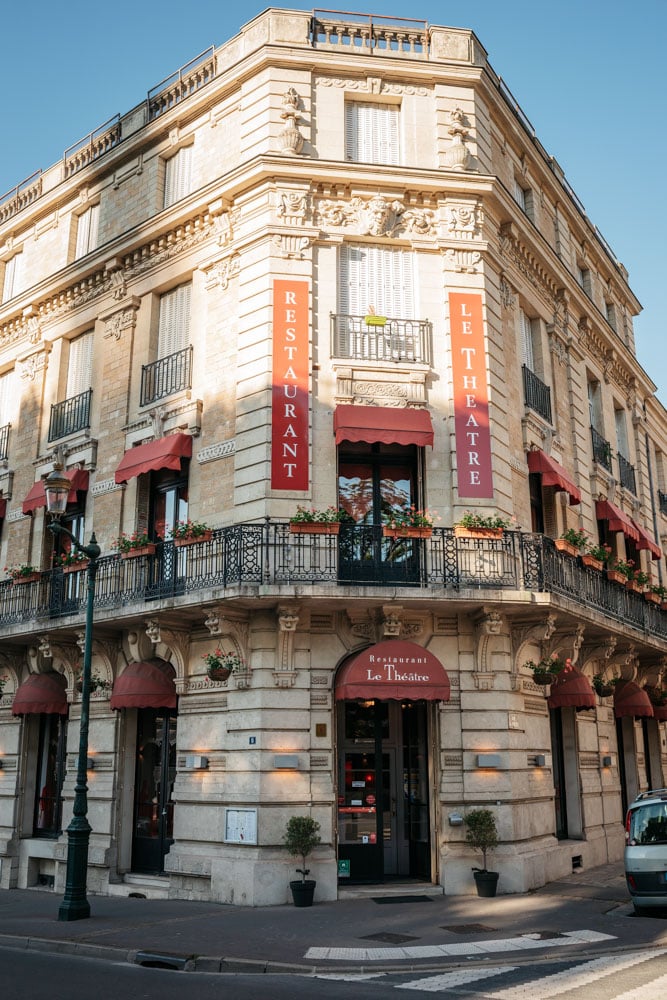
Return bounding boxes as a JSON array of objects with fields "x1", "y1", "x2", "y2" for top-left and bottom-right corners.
[
  {"x1": 277, "y1": 190, "x2": 309, "y2": 223},
  {"x1": 443, "y1": 248, "x2": 482, "y2": 273},
  {"x1": 317, "y1": 194, "x2": 434, "y2": 239},
  {"x1": 446, "y1": 202, "x2": 481, "y2": 239},
  {"x1": 443, "y1": 107, "x2": 472, "y2": 171},
  {"x1": 278, "y1": 88, "x2": 305, "y2": 155}
]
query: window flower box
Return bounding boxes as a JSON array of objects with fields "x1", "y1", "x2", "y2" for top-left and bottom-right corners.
[
  {"x1": 554, "y1": 538, "x2": 579, "y2": 557},
  {"x1": 290, "y1": 521, "x2": 341, "y2": 535},
  {"x1": 63, "y1": 560, "x2": 89, "y2": 574},
  {"x1": 606, "y1": 568, "x2": 626, "y2": 585},
  {"x1": 289, "y1": 506, "x2": 348, "y2": 534},
  {"x1": 121, "y1": 544, "x2": 156, "y2": 560},
  {"x1": 6, "y1": 565, "x2": 40, "y2": 585},
  {"x1": 171, "y1": 520, "x2": 213, "y2": 546},
  {"x1": 174, "y1": 530, "x2": 213, "y2": 547},
  {"x1": 383, "y1": 526, "x2": 432, "y2": 539},
  {"x1": 454, "y1": 526, "x2": 503, "y2": 539},
  {"x1": 114, "y1": 532, "x2": 156, "y2": 559},
  {"x1": 453, "y1": 512, "x2": 509, "y2": 539},
  {"x1": 580, "y1": 553, "x2": 604, "y2": 571}
]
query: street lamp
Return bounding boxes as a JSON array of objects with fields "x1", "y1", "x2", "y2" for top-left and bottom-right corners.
[{"x1": 44, "y1": 466, "x2": 100, "y2": 922}]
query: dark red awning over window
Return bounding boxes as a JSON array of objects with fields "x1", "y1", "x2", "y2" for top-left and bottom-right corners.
[
  {"x1": 595, "y1": 500, "x2": 640, "y2": 543},
  {"x1": 110, "y1": 659, "x2": 177, "y2": 711},
  {"x1": 115, "y1": 434, "x2": 192, "y2": 485},
  {"x1": 631, "y1": 520, "x2": 662, "y2": 560},
  {"x1": 614, "y1": 681, "x2": 654, "y2": 719},
  {"x1": 527, "y1": 450, "x2": 581, "y2": 505},
  {"x1": 547, "y1": 660, "x2": 596, "y2": 710},
  {"x1": 335, "y1": 640, "x2": 450, "y2": 702},
  {"x1": 12, "y1": 672, "x2": 68, "y2": 716},
  {"x1": 22, "y1": 468, "x2": 89, "y2": 516},
  {"x1": 334, "y1": 406, "x2": 434, "y2": 448}
]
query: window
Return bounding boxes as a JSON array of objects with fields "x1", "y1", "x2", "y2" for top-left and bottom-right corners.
[
  {"x1": 514, "y1": 179, "x2": 534, "y2": 218},
  {"x1": 33, "y1": 714, "x2": 68, "y2": 837},
  {"x1": 151, "y1": 466, "x2": 189, "y2": 542},
  {"x1": 340, "y1": 244, "x2": 415, "y2": 320},
  {"x1": 74, "y1": 204, "x2": 100, "y2": 259},
  {"x1": 2, "y1": 253, "x2": 24, "y2": 302},
  {"x1": 615, "y1": 407, "x2": 630, "y2": 461},
  {"x1": 345, "y1": 102, "x2": 399, "y2": 165},
  {"x1": 164, "y1": 146, "x2": 193, "y2": 208},
  {"x1": 577, "y1": 265, "x2": 592, "y2": 297},
  {"x1": 605, "y1": 301, "x2": 617, "y2": 332},
  {"x1": 158, "y1": 283, "x2": 191, "y2": 358},
  {"x1": 66, "y1": 331, "x2": 94, "y2": 399},
  {"x1": 588, "y1": 379, "x2": 603, "y2": 433},
  {"x1": 519, "y1": 309, "x2": 536, "y2": 372}
]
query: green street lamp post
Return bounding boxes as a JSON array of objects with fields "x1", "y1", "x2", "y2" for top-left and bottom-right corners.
[{"x1": 44, "y1": 466, "x2": 100, "y2": 921}]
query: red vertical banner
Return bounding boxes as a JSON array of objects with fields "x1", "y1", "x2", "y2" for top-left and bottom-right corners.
[
  {"x1": 271, "y1": 279, "x2": 309, "y2": 491},
  {"x1": 449, "y1": 291, "x2": 494, "y2": 498}
]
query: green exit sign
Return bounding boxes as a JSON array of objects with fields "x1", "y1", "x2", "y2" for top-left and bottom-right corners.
[{"x1": 338, "y1": 859, "x2": 350, "y2": 878}]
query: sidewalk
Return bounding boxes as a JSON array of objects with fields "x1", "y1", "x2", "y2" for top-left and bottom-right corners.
[{"x1": 0, "y1": 862, "x2": 664, "y2": 973}]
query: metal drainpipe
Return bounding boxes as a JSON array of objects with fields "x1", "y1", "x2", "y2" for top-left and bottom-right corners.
[{"x1": 644, "y1": 427, "x2": 662, "y2": 584}]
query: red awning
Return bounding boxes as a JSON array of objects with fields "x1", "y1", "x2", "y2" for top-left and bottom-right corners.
[
  {"x1": 22, "y1": 468, "x2": 89, "y2": 516},
  {"x1": 547, "y1": 660, "x2": 596, "y2": 710},
  {"x1": 110, "y1": 659, "x2": 177, "y2": 711},
  {"x1": 631, "y1": 520, "x2": 662, "y2": 560},
  {"x1": 652, "y1": 703, "x2": 667, "y2": 722},
  {"x1": 595, "y1": 500, "x2": 640, "y2": 543},
  {"x1": 614, "y1": 681, "x2": 654, "y2": 719},
  {"x1": 527, "y1": 450, "x2": 581, "y2": 506},
  {"x1": 115, "y1": 434, "x2": 192, "y2": 485},
  {"x1": 335, "y1": 640, "x2": 450, "y2": 702},
  {"x1": 12, "y1": 672, "x2": 68, "y2": 716},
  {"x1": 334, "y1": 406, "x2": 434, "y2": 448}
]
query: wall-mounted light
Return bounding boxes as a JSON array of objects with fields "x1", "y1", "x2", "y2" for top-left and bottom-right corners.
[
  {"x1": 0, "y1": 758, "x2": 4, "y2": 769},
  {"x1": 184, "y1": 754, "x2": 209, "y2": 770},
  {"x1": 273, "y1": 754, "x2": 300, "y2": 770},
  {"x1": 448, "y1": 812, "x2": 464, "y2": 826},
  {"x1": 534, "y1": 754, "x2": 546, "y2": 768},
  {"x1": 476, "y1": 753, "x2": 501, "y2": 769},
  {"x1": 75, "y1": 756, "x2": 95, "y2": 770},
  {"x1": 600, "y1": 754, "x2": 613, "y2": 768}
]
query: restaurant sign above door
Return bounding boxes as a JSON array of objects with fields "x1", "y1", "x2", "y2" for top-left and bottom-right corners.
[{"x1": 335, "y1": 640, "x2": 450, "y2": 702}]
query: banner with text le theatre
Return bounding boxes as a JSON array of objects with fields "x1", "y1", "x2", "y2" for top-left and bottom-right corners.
[
  {"x1": 271, "y1": 279, "x2": 309, "y2": 491},
  {"x1": 449, "y1": 291, "x2": 494, "y2": 498}
]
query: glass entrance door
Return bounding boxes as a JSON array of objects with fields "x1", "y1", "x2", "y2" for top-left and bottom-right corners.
[
  {"x1": 131, "y1": 709, "x2": 177, "y2": 874},
  {"x1": 337, "y1": 700, "x2": 430, "y2": 882}
]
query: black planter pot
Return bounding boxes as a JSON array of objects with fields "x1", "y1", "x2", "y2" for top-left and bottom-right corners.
[
  {"x1": 472, "y1": 869, "x2": 499, "y2": 898},
  {"x1": 289, "y1": 879, "x2": 316, "y2": 907}
]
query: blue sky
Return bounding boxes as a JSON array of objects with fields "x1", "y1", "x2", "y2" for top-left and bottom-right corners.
[{"x1": 1, "y1": 2, "x2": 664, "y2": 401}]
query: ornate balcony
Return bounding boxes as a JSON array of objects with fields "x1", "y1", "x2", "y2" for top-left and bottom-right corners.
[
  {"x1": 617, "y1": 453, "x2": 637, "y2": 495},
  {"x1": 331, "y1": 313, "x2": 431, "y2": 364},
  {"x1": 522, "y1": 365, "x2": 552, "y2": 423},
  {"x1": 0, "y1": 423, "x2": 10, "y2": 461},
  {"x1": 591, "y1": 426, "x2": 613, "y2": 471},
  {"x1": 1, "y1": 527, "x2": 665, "y2": 646},
  {"x1": 48, "y1": 389, "x2": 92, "y2": 442},
  {"x1": 141, "y1": 346, "x2": 192, "y2": 406}
]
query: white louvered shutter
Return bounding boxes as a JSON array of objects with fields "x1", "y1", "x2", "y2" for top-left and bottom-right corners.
[
  {"x1": 519, "y1": 309, "x2": 535, "y2": 372},
  {"x1": 2, "y1": 254, "x2": 23, "y2": 301},
  {"x1": 66, "y1": 332, "x2": 94, "y2": 398},
  {"x1": 0, "y1": 370, "x2": 15, "y2": 424},
  {"x1": 340, "y1": 245, "x2": 415, "y2": 319},
  {"x1": 345, "y1": 103, "x2": 399, "y2": 165},
  {"x1": 615, "y1": 409, "x2": 629, "y2": 460},
  {"x1": 75, "y1": 204, "x2": 100, "y2": 258},
  {"x1": 164, "y1": 146, "x2": 193, "y2": 208},
  {"x1": 158, "y1": 283, "x2": 191, "y2": 358}
]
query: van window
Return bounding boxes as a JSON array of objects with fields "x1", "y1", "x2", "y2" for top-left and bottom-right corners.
[{"x1": 629, "y1": 802, "x2": 667, "y2": 845}]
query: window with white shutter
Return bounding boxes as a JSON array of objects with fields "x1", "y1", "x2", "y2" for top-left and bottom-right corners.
[
  {"x1": 0, "y1": 370, "x2": 15, "y2": 425},
  {"x1": 2, "y1": 253, "x2": 24, "y2": 302},
  {"x1": 164, "y1": 146, "x2": 193, "y2": 208},
  {"x1": 519, "y1": 309, "x2": 535, "y2": 373},
  {"x1": 588, "y1": 380, "x2": 603, "y2": 433},
  {"x1": 340, "y1": 244, "x2": 414, "y2": 319},
  {"x1": 158, "y1": 283, "x2": 191, "y2": 358},
  {"x1": 345, "y1": 103, "x2": 399, "y2": 165},
  {"x1": 615, "y1": 407, "x2": 630, "y2": 461},
  {"x1": 66, "y1": 332, "x2": 94, "y2": 399},
  {"x1": 74, "y1": 204, "x2": 100, "y2": 259}
]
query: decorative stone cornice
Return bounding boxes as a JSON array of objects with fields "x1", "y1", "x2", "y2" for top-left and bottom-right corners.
[
  {"x1": 196, "y1": 440, "x2": 235, "y2": 464},
  {"x1": 316, "y1": 75, "x2": 429, "y2": 97}
]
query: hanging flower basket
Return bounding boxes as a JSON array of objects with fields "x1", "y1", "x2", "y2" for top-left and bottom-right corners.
[
  {"x1": 207, "y1": 665, "x2": 232, "y2": 681},
  {"x1": 203, "y1": 650, "x2": 245, "y2": 683},
  {"x1": 532, "y1": 671, "x2": 557, "y2": 686}
]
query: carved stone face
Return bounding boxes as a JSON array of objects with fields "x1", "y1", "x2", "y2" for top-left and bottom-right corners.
[{"x1": 365, "y1": 197, "x2": 391, "y2": 236}]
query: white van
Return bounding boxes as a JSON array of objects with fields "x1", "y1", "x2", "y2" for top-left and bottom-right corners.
[{"x1": 624, "y1": 788, "x2": 667, "y2": 914}]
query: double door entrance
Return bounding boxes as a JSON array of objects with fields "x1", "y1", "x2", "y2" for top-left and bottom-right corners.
[{"x1": 337, "y1": 700, "x2": 431, "y2": 882}]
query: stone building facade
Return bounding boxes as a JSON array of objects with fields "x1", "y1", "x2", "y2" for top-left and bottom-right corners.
[{"x1": 0, "y1": 8, "x2": 665, "y2": 905}]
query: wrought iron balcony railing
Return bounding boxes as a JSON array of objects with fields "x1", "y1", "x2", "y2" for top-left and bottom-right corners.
[
  {"x1": 522, "y1": 366, "x2": 552, "y2": 423},
  {"x1": 48, "y1": 389, "x2": 92, "y2": 442},
  {"x1": 659, "y1": 490, "x2": 667, "y2": 516},
  {"x1": 0, "y1": 527, "x2": 665, "y2": 644},
  {"x1": 591, "y1": 426, "x2": 613, "y2": 471},
  {"x1": 331, "y1": 313, "x2": 431, "y2": 365},
  {"x1": 0, "y1": 422, "x2": 10, "y2": 461},
  {"x1": 617, "y1": 453, "x2": 637, "y2": 495},
  {"x1": 141, "y1": 346, "x2": 192, "y2": 406}
]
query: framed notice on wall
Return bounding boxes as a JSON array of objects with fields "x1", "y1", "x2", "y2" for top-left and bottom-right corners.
[{"x1": 224, "y1": 808, "x2": 258, "y2": 845}]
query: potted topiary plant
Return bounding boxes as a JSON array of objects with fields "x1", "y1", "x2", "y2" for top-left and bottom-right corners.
[
  {"x1": 284, "y1": 815, "x2": 321, "y2": 907},
  {"x1": 465, "y1": 808, "x2": 499, "y2": 897}
]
